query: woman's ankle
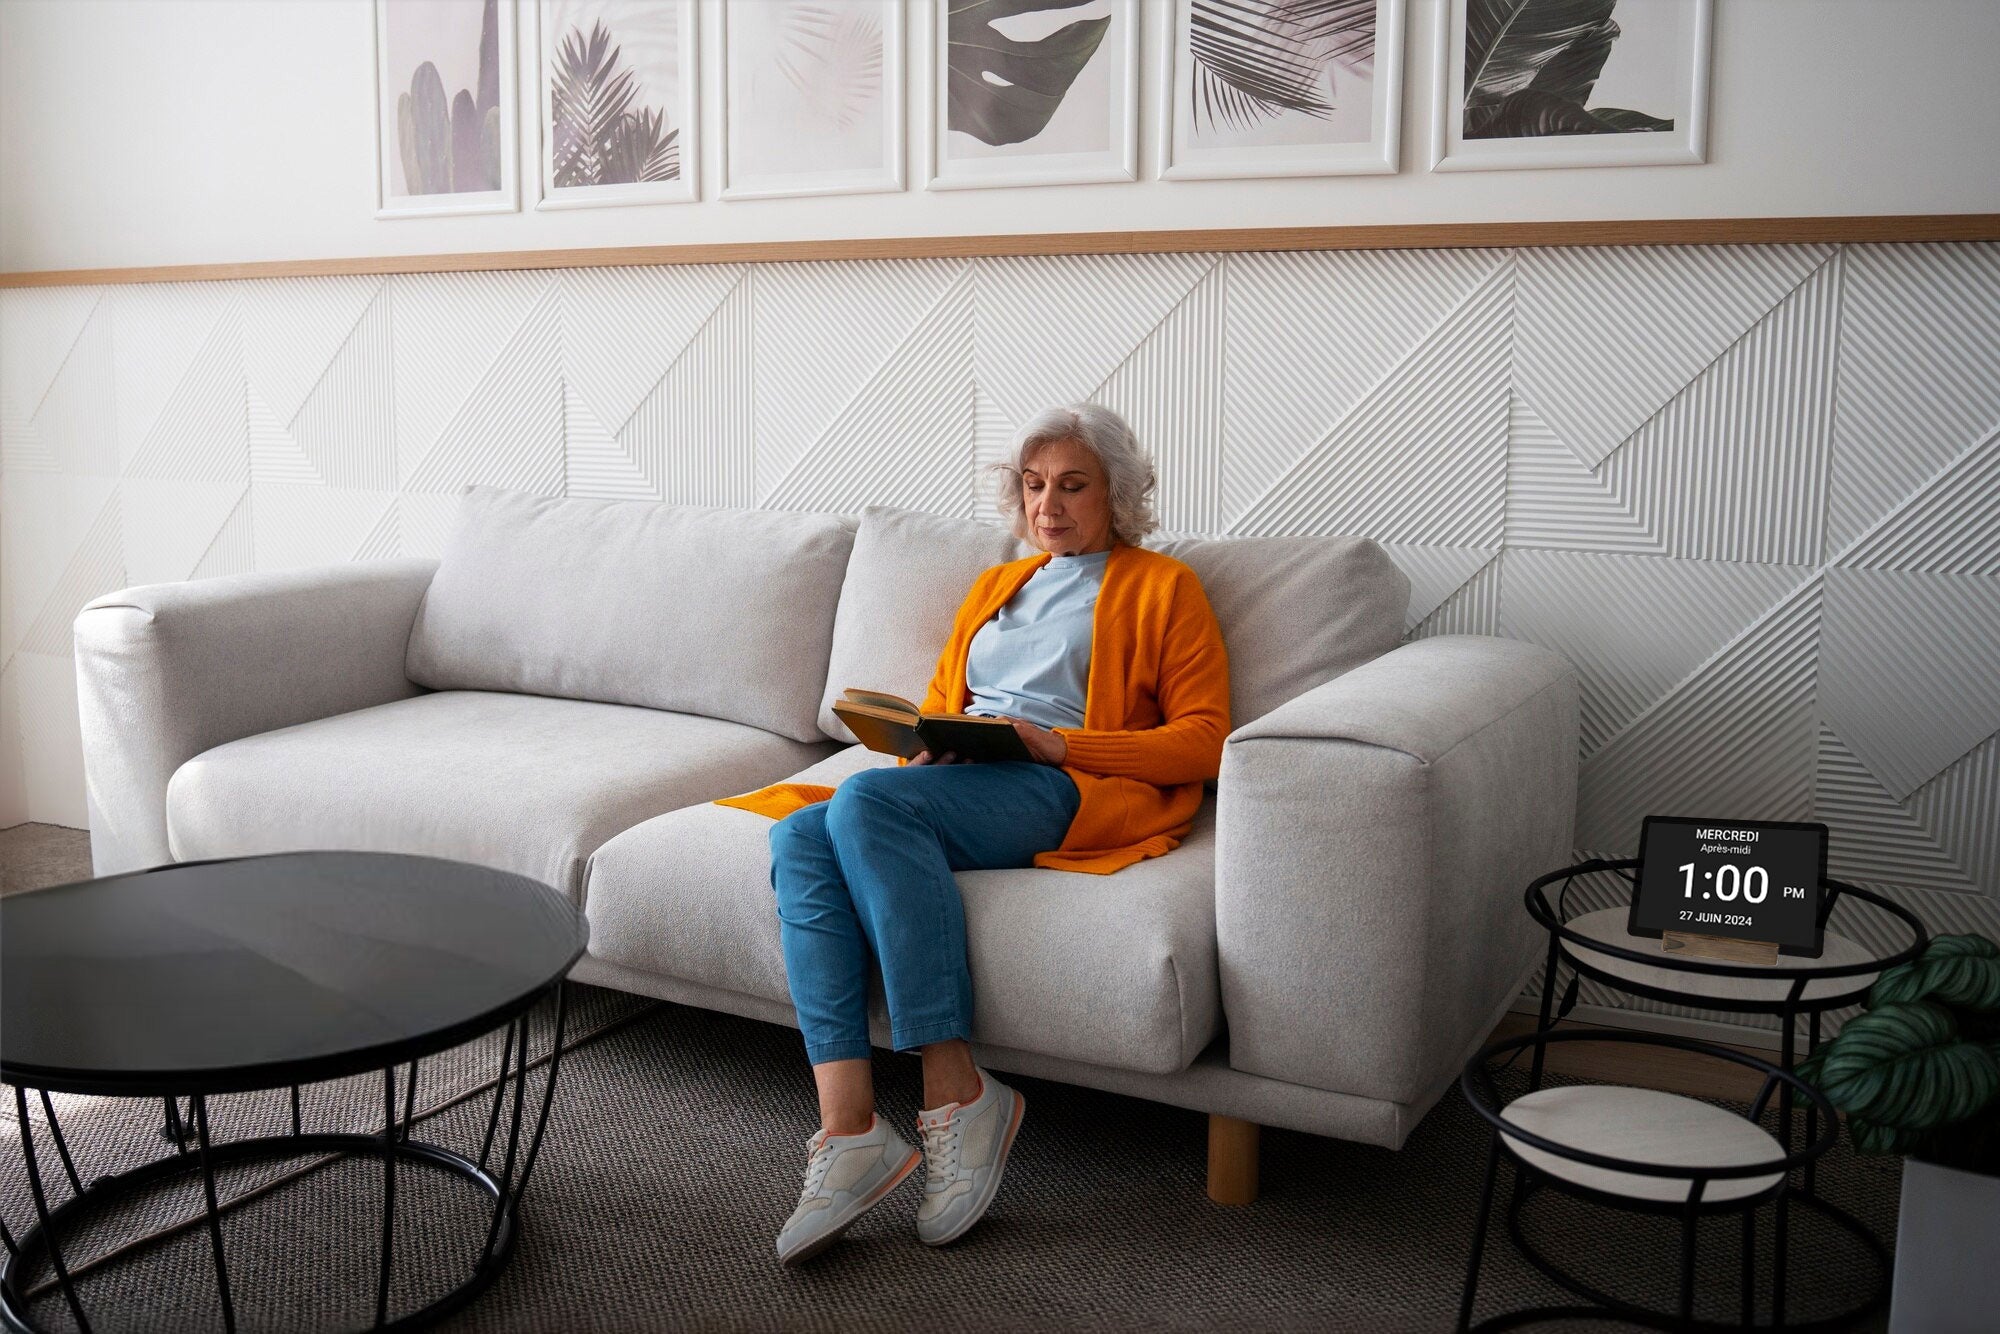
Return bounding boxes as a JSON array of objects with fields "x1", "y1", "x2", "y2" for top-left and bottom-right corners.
[
  {"x1": 812, "y1": 1055, "x2": 875, "y2": 1135},
  {"x1": 919, "y1": 1039, "x2": 982, "y2": 1109},
  {"x1": 822, "y1": 1110, "x2": 876, "y2": 1137}
]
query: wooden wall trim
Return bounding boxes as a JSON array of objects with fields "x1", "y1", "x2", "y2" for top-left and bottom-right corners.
[{"x1": 4, "y1": 214, "x2": 1997, "y2": 288}]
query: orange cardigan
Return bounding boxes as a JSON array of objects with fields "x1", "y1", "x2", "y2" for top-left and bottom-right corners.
[{"x1": 713, "y1": 540, "x2": 1231, "y2": 874}]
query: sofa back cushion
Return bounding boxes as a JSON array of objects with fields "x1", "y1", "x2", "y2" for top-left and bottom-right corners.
[
  {"x1": 817, "y1": 506, "x2": 1032, "y2": 742},
  {"x1": 406, "y1": 486, "x2": 855, "y2": 743},
  {"x1": 1150, "y1": 533, "x2": 1409, "y2": 729}
]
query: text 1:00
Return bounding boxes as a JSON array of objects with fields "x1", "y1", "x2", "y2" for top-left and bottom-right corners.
[{"x1": 1680, "y1": 862, "x2": 1768, "y2": 903}]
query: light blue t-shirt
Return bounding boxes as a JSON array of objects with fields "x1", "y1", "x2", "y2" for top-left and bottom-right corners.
[{"x1": 963, "y1": 549, "x2": 1108, "y2": 731}]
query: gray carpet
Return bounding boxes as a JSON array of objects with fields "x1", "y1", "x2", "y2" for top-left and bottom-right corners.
[
  {"x1": 2, "y1": 988, "x2": 1899, "y2": 1332},
  {"x1": 1, "y1": 828, "x2": 1898, "y2": 1330},
  {"x1": 0, "y1": 824, "x2": 90, "y2": 898}
]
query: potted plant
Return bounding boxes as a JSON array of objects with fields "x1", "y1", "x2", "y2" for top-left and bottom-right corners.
[{"x1": 1797, "y1": 933, "x2": 2000, "y2": 1332}]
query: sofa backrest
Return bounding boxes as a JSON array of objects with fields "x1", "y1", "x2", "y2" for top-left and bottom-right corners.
[
  {"x1": 817, "y1": 506, "x2": 1033, "y2": 742},
  {"x1": 815, "y1": 506, "x2": 1410, "y2": 743},
  {"x1": 406, "y1": 486, "x2": 855, "y2": 743},
  {"x1": 1150, "y1": 533, "x2": 1409, "y2": 731}
]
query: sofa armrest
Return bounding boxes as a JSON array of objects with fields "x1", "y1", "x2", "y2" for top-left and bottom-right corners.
[
  {"x1": 1214, "y1": 634, "x2": 1578, "y2": 1111},
  {"x1": 72, "y1": 558, "x2": 439, "y2": 875}
]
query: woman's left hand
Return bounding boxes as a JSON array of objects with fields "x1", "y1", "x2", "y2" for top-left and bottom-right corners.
[{"x1": 1009, "y1": 718, "x2": 1068, "y2": 766}]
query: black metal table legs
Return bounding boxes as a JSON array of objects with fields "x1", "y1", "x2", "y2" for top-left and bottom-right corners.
[{"x1": 2, "y1": 982, "x2": 570, "y2": 1334}]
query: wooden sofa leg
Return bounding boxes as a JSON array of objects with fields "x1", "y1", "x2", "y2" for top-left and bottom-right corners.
[{"x1": 1207, "y1": 1114, "x2": 1260, "y2": 1205}]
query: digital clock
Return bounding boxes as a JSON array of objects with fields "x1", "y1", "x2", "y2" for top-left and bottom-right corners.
[{"x1": 1628, "y1": 816, "x2": 1828, "y2": 958}]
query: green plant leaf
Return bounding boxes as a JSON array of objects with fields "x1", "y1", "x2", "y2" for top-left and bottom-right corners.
[
  {"x1": 1871, "y1": 934, "x2": 2000, "y2": 1013},
  {"x1": 1807, "y1": 1000, "x2": 2000, "y2": 1132},
  {"x1": 947, "y1": 0, "x2": 1110, "y2": 147},
  {"x1": 1847, "y1": 1115, "x2": 1925, "y2": 1156}
]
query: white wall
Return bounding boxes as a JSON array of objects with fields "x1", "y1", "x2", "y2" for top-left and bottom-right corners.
[{"x1": 4, "y1": 0, "x2": 1999, "y2": 274}]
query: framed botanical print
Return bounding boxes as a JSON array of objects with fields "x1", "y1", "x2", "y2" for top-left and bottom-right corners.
[
  {"x1": 535, "y1": 0, "x2": 699, "y2": 208},
  {"x1": 926, "y1": 0, "x2": 1140, "y2": 190},
  {"x1": 374, "y1": 0, "x2": 521, "y2": 218},
  {"x1": 1158, "y1": 0, "x2": 1404, "y2": 179},
  {"x1": 722, "y1": 0, "x2": 904, "y2": 200},
  {"x1": 1432, "y1": 0, "x2": 1711, "y2": 171}
]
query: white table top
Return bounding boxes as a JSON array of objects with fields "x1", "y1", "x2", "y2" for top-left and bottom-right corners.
[{"x1": 1500, "y1": 1084, "x2": 1785, "y2": 1204}]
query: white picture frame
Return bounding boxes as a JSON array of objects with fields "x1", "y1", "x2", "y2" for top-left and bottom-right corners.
[
  {"x1": 1157, "y1": 0, "x2": 1403, "y2": 180},
  {"x1": 535, "y1": 0, "x2": 700, "y2": 210},
  {"x1": 1431, "y1": 0, "x2": 1711, "y2": 172},
  {"x1": 721, "y1": 0, "x2": 905, "y2": 201},
  {"x1": 925, "y1": 0, "x2": 1139, "y2": 191},
  {"x1": 374, "y1": 0, "x2": 521, "y2": 218}
]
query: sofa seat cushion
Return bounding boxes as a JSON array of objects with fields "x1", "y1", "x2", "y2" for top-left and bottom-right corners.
[
  {"x1": 583, "y1": 744, "x2": 1221, "y2": 1075},
  {"x1": 166, "y1": 691, "x2": 839, "y2": 903}
]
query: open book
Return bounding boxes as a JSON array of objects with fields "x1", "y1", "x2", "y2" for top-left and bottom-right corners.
[{"x1": 831, "y1": 689, "x2": 1035, "y2": 764}]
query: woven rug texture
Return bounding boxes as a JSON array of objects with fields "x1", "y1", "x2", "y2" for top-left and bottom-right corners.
[{"x1": 1, "y1": 985, "x2": 1899, "y2": 1332}]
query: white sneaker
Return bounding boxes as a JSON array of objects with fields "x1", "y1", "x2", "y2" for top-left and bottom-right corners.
[
  {"x1": 915, "y1": 1068, "x2": 1025, "y2": 1246},
  {"x1": 775, "y1": 1112, "x2": 922, "y2": 1266}
]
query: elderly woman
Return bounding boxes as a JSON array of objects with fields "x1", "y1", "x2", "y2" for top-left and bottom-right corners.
[{"x1": 725, "y1": 403, "x2": 1229, "y2": 1265}]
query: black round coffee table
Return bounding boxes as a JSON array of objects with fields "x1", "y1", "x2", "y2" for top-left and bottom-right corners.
[{"x1": 0, "y1": 850, "x2": 587, "y2": 1333}]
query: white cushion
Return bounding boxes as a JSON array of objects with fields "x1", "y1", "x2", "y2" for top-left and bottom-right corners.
[
  {"x1": 816, "y1": 506, "x2": 1032, "y2": 742},
  {"x1": 581, "y1": 745, "x2": 1221, "y2": 1075},
  {"x1": 405, "y1": 486, "x2": 856, "y2": 742},
  {"x1": 166, "y1": 691, "x2": 838, "y2": 902},
  {"x1": 1149, "y1": 533, "x2": 1409, "y2": 729}
]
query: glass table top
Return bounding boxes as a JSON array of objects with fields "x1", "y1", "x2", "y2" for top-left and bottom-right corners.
[{"x1": 2, "y1": 851, "x2": 587, "y2": 1094}]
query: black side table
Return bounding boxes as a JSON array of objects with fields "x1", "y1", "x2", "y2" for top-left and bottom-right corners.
[
  {"x1": 1519, "y1": 859, "x2": 1927, "y2": 1329},
  {"x1": 1458, "y1": 1028, "x2": 1840, "y2": 1333},
  {"x1": 0, "y1": 851, "x2": 588, "y2": 1334}
]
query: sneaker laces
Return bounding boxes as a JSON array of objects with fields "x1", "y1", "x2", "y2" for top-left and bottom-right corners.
[
  {"x1": 918, "y1": 1111, "x2": 959, "y2": 1185},
  {"x1": 797, "y1": 1131, "x2": 836, "y2": 1203}
]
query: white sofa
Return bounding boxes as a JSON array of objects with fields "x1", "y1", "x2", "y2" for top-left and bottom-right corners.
[{"x1": 73, "y1": 487, "x2": 1579, "y2": 1202}]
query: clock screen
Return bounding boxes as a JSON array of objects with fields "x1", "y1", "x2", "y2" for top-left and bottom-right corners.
[{"x1": 1629, "y1": 816, "x2": 1828, "y2": 957}]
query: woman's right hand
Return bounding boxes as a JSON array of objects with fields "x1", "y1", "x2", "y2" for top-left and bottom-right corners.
[{"x1": 909, "y1": 749, "x2": 960, "y2": 765}]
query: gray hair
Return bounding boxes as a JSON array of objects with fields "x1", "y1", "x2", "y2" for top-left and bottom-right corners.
[{"x1": 986, "y1": 402, "x2": 1159, "y2": 547}]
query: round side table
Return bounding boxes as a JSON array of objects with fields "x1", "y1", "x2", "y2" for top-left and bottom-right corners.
[
  {"x1": 1457, "y1": 1028, "x2": 1840, "y2": 1333},
  {"x1": 1520, "y1": 859, "x2": 1926, "y2": 1329},
  {"x1": 1, "y1": 851, "x2": 587, "y2": 1334}
]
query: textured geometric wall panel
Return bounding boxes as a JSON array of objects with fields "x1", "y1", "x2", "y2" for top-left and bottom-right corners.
[
  {"x1": 1577, "y1": 574, "x2": 1824, "y2": 853},
  {"x1": 1499, "y1": 551, "x2": 1807, "y2": 756},
  {"x1": 3, "y1": 242, "x2": 1996, "y2": 1036},
  {"x1": 1514, "y1": 243, "x2": 1832, "y2": 470},
  {"x1": 1819, "y1": 569, "x2": 2000, "y2": 801},
  {"x1": 1826, "y1": 243, "x2": 2000, "y2": 555}
]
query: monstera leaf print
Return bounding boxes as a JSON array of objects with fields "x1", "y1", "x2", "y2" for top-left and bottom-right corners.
[
  {"x1": 947, "y1": 0, "x2": 1111, "y2": 146},
  {"x1": 1189, "y1": 0, "x2": 1375, "y2": 132},
  {"x1": 1463, "y1": 0, "x2": 1673, "y2": 139}
]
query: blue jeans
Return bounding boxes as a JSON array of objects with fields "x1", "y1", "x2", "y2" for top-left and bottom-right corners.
[{"x1": 768, "y1": 761, "x2": 1080, "y2": 1065}]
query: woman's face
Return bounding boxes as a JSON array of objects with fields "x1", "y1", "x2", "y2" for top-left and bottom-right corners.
[{"x1": 1021, "y1": 437, "x2": 1114, "y2": 557}]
